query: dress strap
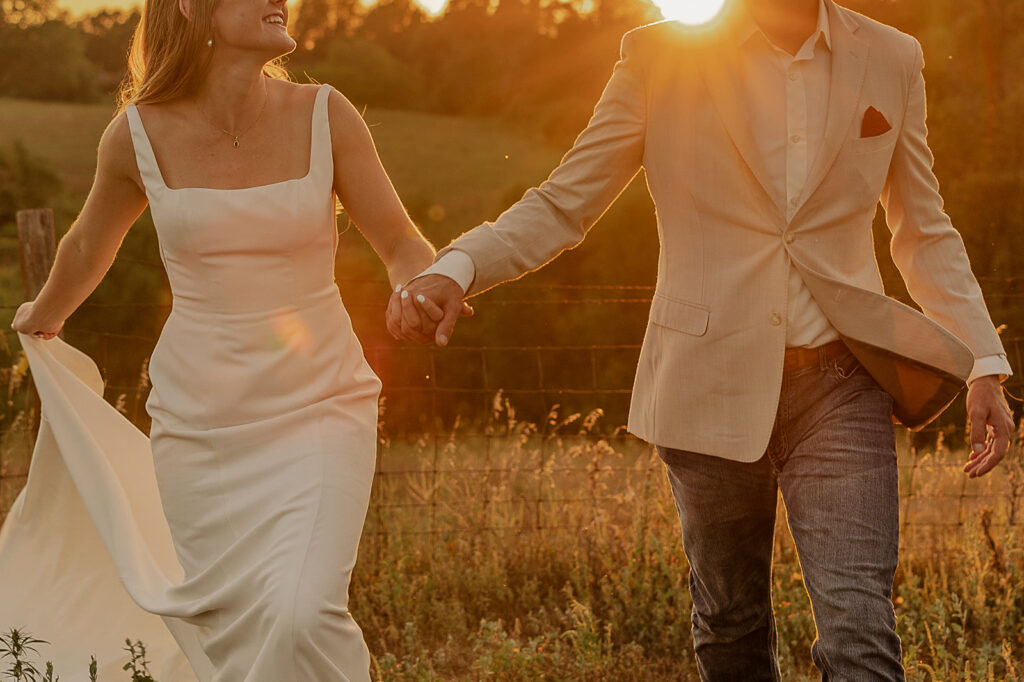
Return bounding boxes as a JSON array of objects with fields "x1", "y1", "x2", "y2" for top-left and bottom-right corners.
[
  {"x1": 124, "y1": 104, "x2": 168, "y2": 194},
  {"x1": 310, "y1": 84, "x2": 334, "y2": 184}
]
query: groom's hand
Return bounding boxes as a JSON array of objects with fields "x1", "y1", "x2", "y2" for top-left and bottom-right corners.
[
  {"x1": 963, "y1": 376, "x2": 1016, "y2": 478},
  {"x1": 386, "y1": 275, "x2": 471, "y2": 346}
]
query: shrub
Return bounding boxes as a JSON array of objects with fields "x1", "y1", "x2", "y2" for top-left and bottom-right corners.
[
  {"x1": 304, "y1": 38, "x2": 428, "y2": 111},
  {"x1": 0, "y1": 140, "x2": 62, "y2": 226},
  {"x1": 0, "y1": 21, "x2": 100, "y2": 102}
]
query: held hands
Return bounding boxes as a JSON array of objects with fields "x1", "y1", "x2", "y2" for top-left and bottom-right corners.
[
  {"x1": 386, "y1": 274, "x2": 473, "y2": 346},
  {"x1": 963, "y1": 376, "x2": 1017, "y2": 478},
  {"x1": 11, "y1": 301, "x2": 63, "y2": 340}
]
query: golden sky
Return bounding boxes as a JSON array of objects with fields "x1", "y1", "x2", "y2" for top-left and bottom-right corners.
[
  {"x1": 57, "y1": 0, "x2": 715, "y2": 24},
  {"x1": 58, "y1": 0, "x2": 448, "y2": 17}
]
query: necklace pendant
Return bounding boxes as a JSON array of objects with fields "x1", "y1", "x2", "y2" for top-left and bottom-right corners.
[{"x1": 232, "y1": 137, "x2": 240, "y2": 148}]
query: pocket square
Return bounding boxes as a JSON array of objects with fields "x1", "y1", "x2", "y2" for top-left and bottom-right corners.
[{"x1": 861, "y1": 106, "x2": 892, "y2": 138}]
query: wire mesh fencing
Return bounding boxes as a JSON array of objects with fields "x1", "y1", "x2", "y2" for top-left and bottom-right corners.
[{"x1": 0, "y1": 276, "x2": 1021, "y2": 551}]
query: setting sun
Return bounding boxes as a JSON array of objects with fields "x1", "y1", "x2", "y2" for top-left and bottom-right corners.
[
  {"x1": 654, "y1": 0, "x2": 728, "y2": 25},
  {"x1": 414, "y1": 0, "x2": 447, "y2": 16}
]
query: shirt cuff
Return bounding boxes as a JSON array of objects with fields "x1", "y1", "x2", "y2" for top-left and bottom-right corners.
[
  {"x1": 410, "y1": 249, "x2": 475, "y2": 295},
  {"x1": 967, "y1": 354, "x2": 1013, "y2": 385}
]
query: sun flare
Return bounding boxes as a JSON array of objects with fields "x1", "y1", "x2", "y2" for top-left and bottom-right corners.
[
  {"x1": 653, "y1": 0, "x2": 729, "y2": 25},
  {"x1": 413, "y1": 0, "x2": 447, "y2": 17}
]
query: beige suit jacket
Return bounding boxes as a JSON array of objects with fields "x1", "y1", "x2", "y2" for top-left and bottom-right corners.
[{"x1": 437, "y1": 1, "x2": 1006, "y2": 461}]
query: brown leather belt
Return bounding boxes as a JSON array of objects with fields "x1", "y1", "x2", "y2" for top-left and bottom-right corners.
[{"x1": 783, "y1": 340, "x2": 850, "y2": 373}]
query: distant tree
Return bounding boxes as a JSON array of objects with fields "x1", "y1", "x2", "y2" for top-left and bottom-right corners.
[
  {"x1": 77, "y1": 8, "x2": 141, "y2": 94},
  {"x1": 0, "y1": 0, "x2": 61, "y2": 28},
  {"x1": 411, "y1": 0, "x2": 513, "y2": 114},
  {"x1": 293, "y1": 0, "x2": 363, "y2": 51},
  {"x1": 0, "y1": 19, "x2": 100, "y2": 100},
  {"x1": 587, "y1": 0, "x2": 660, "y2": 27},
  {"x1": 358, "y1": 0, "x2": 427, "y2": 57},
  {"x1": 308, "y1": 37, "x2": 427, "y2": 110}
]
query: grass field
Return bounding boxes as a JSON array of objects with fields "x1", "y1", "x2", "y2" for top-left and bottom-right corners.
[
  {"x1": 1, "y1": 407, "x2": 1022, "y2": 681},
  {"x1": 354, "y1": 435, "x2": 1024, "y2": 682}
]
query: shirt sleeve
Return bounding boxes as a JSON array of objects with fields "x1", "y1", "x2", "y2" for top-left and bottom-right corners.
[
  {"x1": 967, "y1": 354, "x2": 1013, "y2": 385},
  {"x1": 409, "y1": 250, "x2": 476, "y2": 295}
]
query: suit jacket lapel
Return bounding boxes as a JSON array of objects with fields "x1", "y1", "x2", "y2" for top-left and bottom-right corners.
[
  {"x1": 697, "y1": 47, "x2": 786, "y2": 217},
  {"x1": 794, "y1": 2, "x2": 870, "y2": 215}
]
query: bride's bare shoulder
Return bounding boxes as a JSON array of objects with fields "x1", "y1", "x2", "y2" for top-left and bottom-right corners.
[
  {"x1": 320, "y1": 84, "x2": 367, "y2": 134},
  {"x1": 270, "y1": 79, "x2": 323, "y2": 104},
  {"x1": 97, "y1": 110, "x2": 145, "y2": 191}
]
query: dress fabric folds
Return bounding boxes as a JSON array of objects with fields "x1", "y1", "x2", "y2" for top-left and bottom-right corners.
[{"x1": 0, "y1": 83, "x2": 382, "y2": 681}]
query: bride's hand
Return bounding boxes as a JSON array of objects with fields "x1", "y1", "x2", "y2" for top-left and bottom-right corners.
[
  {"x1": 11, "y1": 302, "x2": 63, "y2": 340},
  {"x1": 387, "y1": 275, "x2": 472, "y2": 346}
]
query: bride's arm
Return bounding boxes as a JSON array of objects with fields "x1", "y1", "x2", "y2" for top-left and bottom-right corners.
[
  {"x1": 326, "y1": 87, "x2": 435, "y2": 289},
  {"x1": 11, "y1": 112, "x2": 149, "y2": 338}
]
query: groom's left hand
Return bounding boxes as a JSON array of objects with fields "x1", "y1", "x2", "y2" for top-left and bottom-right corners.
[{"x1": 963, "y1": 376, "x2": 1016, "y2": 478}]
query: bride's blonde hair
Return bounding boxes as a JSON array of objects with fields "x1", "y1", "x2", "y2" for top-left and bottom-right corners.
[{"x1": 116, "y1": 0, "x2": 290, "y2": 112}]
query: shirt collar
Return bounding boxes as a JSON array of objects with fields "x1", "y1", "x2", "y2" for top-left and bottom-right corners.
[{"x1": 735, "y1": 0, "x2": 832, "y2": 54}]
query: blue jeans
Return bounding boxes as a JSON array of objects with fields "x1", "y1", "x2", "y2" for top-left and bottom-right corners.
[{"x1": 658, "y1": 349, "x2": 904, "y2": 681}]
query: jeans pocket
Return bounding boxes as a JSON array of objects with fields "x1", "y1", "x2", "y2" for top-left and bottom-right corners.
[{"x1": 830, "y1": 352, "x2": 862, "y2": 382}]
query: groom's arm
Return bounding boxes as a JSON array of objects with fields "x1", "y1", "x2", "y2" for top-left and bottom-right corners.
[
  {"x1": 442, "y1": 28, "x2": 649, "y2": 292},
  {"x1": 881, "y1": 40, "x2": 1010, "y2": 377},
  {"x1": 387, "y1": 28, "x2": 651, "y2": 343},
  {"x1": 880, "y1": 39, "x2": 1014, "y2": 474}
]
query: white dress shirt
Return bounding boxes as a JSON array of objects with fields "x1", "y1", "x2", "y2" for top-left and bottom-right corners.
[
  {"x1": 738, "y1": 0, "x2": 838, "y2": 349},
  {"x1": 418, "y1": 0, "x2": 1009, "y2": 383}
]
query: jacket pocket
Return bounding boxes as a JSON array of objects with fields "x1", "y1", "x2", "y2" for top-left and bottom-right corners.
[
  {"x1": 649, "y1": 293, "x2": 710, "y2": 336},
  {"x1": 851, "y1": 127, "x2": 898, "y2": 155}
]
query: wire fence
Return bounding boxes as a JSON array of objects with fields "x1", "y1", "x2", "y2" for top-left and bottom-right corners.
[{"x1": 0, "y1": 275, "x2": 1021, "y2": 548}]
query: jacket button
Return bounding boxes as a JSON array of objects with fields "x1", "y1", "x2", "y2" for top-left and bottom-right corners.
[
  {"x1": 784, "y1": 232, "x2": 796, "y2": 244},
  {"x1": 770, "y1": 312, "x2": 782, "y2": 326}
]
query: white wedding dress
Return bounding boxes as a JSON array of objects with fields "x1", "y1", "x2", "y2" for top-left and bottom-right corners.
[{"x1": 0, "y1": 84, "x2": 381, "y2": 681}]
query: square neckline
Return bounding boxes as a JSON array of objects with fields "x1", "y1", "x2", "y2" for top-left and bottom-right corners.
[{"x1": 129, "y1": 84, "x2": 327, "y2": 193}]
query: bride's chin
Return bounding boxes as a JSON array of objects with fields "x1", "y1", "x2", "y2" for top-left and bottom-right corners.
[
  {"x1": 251, "y1": 37, "x2": 297, "y2": 60},
  {"x1": 274, "y1": 39, "x2": 297, "y2": 57},
  {"x1": 276, "y1": 35, "x2": 297, "y2": 54}
]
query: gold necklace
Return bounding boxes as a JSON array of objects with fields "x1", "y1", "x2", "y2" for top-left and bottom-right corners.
[{"x1": 198, "y1": 87, "x2": 268, "y2": 149}]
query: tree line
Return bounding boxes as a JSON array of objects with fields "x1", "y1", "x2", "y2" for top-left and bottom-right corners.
[{"x1": 0, "y1": 0, "x2": 662, "y2": 141}]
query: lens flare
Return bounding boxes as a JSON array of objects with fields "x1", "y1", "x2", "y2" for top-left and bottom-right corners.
[
  {"x1": 271, "y1": 311, "x2": 313, "y2": 353},
  {"x1": 413, "y1": 0, "x2": 447, "y2": 17},
  {"x1": 653, "y1": 0, "x2": 728, "y2": 25}
]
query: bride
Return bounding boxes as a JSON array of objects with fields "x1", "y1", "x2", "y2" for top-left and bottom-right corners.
[{"x1": 4, "y1": 0, "x2": 459, "y2": 678}]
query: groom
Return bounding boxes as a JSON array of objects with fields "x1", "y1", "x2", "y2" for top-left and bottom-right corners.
[{"x1": 387, "y1": 0, "x2": 1015, "y2": 678}]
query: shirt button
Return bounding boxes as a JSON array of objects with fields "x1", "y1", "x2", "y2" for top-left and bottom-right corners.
[
  {"x1": 788, "y1": 71, "x2": 799, "y2": 81},
  {"x1": 784, "y1": 232, "x2": 796, "y2": 244},
  {"x1": 790, "y1": 197, "x2": 799, "y2": 207},
  {"x1": 791, "y1": 134, "x2": 802, "y2": 143},
  {"x1": 770, "y1": 312, "x2": 783, "y2": 326}
]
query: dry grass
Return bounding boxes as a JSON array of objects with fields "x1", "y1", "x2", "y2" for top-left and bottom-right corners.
[
  {"x1": 351, "y1": 402, "x2": 1024, "y2": 681},
  {"x1": 0, "y1": 350, "x2": 1022, "y2": 680}
]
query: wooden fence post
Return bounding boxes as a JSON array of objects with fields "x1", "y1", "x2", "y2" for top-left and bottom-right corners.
[
  {"x1": 15, "y1": 208, "x2": 57, "y2": 435},
  {"x1": 17, "y1": 209, "x2": 56, "y2": 302}
]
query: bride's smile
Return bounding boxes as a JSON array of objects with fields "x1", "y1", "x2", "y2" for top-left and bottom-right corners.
[{"x1": 207, "y1": 0, "x2": 296, "y2": 57}]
